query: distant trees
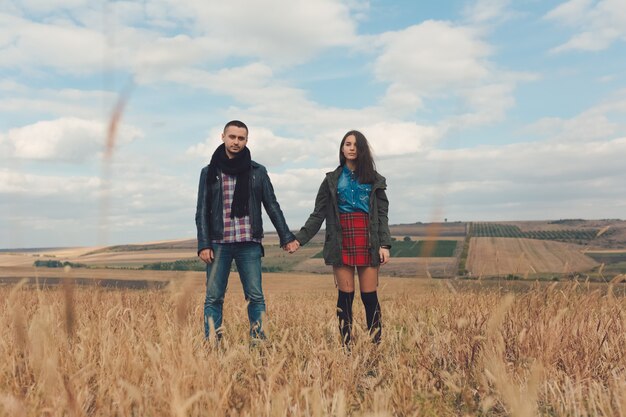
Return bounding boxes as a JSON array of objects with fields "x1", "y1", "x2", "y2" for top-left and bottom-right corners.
[
  {"x1": 142, "y1": 259, "x2": 204, "y2": 271},
  {"x1": 33, "y1": 260, "x2": 87, "y2": 268}
]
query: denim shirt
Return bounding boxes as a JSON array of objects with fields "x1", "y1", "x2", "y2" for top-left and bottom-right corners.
[{"x1": 337, "y1": 165, "x2": 371, "y2": 213}]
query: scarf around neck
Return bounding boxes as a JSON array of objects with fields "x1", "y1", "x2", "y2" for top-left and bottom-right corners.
[{"x1": 207, "y1": 143, "x2": 251, "y2": 218}]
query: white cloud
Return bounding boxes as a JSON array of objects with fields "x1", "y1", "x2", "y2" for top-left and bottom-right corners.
[
  {"x1": 269, "y1": 168, "x2": 331, "y2": 208},
  {"x1": 187, "y1": 121, "x2": 442, "y2": 172},
  {"x1": 0, "y1": 169, "x2": 101, "y2": 195},
  {"x1": 11, "y1": 0, "x2": 87, "y2": 14},
  {"x1": 274, "y1": 131, "x2": 626, "y2": 227},
  {"x1": 375, "y1": 21, "x2": 492, "y2": 95},
  {"x1": 544, "y1": 0, "x2": 592, "y2": 25},
  {"x1": 379, "y1": 84, "x2": 424, "y2": 115},
  {"x1": 526, "y1": 94, "x2": 626, "y2": 142},
  {"x1": 375, "y1": 135, "x2": 626, "y2": 222},
  {"x1": 163, "y1": 64, "x2": 443, "y2": 154},
  {"x1": 0, "y1": 83, "x2": 118, "y2": 119},
  {"x1": 368, "y1": 94, "x2": 626, "y2": 222},
  {"x1": 0, "y1": 79, "x2": 27, "y2": 92},
  {"x1": 249, "y1": 123, "x2": 618, "y2": 226},
  {"x1": 0, "y1": 134, "x2": 12, "y2": 165},
  {"x1": 132, "y1": 35, "x2": 227, "y2": 74},
  {"x1": 464, "y1": 0, "x2": 512, "y2": 23},
  {"x1": 0, "y1": 161, "x2": 197, "y2": 247},
  {"x1": 360, "y1": 122, "x2": 442, "y2": 157},
  {"x1": 546, "y1": 0, "x2": 626, "y2": 52},
  {"x1": 247, "y1": 128, "x2": 312, "y2": 166},
  {"x1": 0, "y1": 10, "x2": 231, "y2": 76},
  {"x1": 186, "y1": 126, "x2": 310, "y2": 167},
  {"x1": 151, "y1": 63, "x2": 276, "y2": 94},
  {"x1": 528, "y1": 113, "x2": 617, "y2": 143},
  {"x1": 1, "y1": 0, "x2": 360, "y2": 77},
  {"x1": 0, "y1": 13, "x2": 108, "y2": 73},
  {"x1": 426, "y1": 137, "x2": 626, "y2": 176},
  {"x1": 0, "y1": 5, "x2": 461, "y2": 145},
  {"x1": 451, "y1": 82, "x2": 516, "y2": 127},
  {"x1": 149, "y1": 0, "x2": 358, "y2": 65},
  {"x1": 372, "y1": 20, "x2": 530, "y2": 128},
  {"x1": 3, "y1": 117, "x2": 143, "y2": 162}
]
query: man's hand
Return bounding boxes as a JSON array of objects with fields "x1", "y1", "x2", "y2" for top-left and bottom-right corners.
[
  {"x1": 379, "y1": 247, "x2": 390, "y2": 265},
  {"x1": 199, "y1": 248, "x2": 215, "y2": 264},
  {"x1": 283, "y1": 240, "x2": 300, "y2": 254}
]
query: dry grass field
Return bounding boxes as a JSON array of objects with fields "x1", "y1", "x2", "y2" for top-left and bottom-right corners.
[
  {"x1": 69, "y1": 249, "x2": 196, "y2": 268},
  {"x1": 1, "y1": 276, "x2": 626, "y2": 416},
  {"x1": 466, "y1": 237, "x2": 599, "y2": 277},
  {"x1": 7, "y1": 243, "x2": 198, "y2": 269},
  {"x1": 2, "y1": 227, "x2": 625, "y2": 414}
]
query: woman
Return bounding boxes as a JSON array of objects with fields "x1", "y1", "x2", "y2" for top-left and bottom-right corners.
[{"x1": 288, "y1": 130, "x2": 391, "y2": 345}]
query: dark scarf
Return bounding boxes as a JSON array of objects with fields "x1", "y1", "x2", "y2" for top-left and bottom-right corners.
[{"x1": 207, "y1": 143, "x2": 251, "y2": 218}]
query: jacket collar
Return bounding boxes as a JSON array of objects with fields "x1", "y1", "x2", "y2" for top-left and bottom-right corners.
[{"x1": 326, "y1": 165, "x2": 386, "y2": 190}]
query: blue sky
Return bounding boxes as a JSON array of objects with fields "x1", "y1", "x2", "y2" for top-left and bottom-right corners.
[{"x1": 1, "y1": 0, "x2": 625, "y2": 248}]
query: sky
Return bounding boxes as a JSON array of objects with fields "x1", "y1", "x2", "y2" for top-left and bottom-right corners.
[{"x1": 1, "y1": 0, "x2": 625, "y2": 249}]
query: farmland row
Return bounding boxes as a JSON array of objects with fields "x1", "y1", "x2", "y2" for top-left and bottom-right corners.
[{"x1": 469, "y1": 222, "x2": 600, "y2": 242}]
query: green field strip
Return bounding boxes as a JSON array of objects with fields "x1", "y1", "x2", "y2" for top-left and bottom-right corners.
[
  {"x1": 587, "y1": 252, "x2": 626, "y2": 264},
  {"x1": 469, "y1": 222, "x2": 601, "y2": 241}
]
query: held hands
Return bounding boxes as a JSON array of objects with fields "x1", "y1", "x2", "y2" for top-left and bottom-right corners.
[
  {"x1": 379, "y1": 247, "x2": 390, "y2": 265},
  {"x1": 283, "y1": 240, "x2": 300, "y2": 254}
]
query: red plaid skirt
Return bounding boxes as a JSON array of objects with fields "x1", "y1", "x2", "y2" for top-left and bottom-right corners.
[{"x1": 340, "y1": 212, "x2": 371, "y2": 266}]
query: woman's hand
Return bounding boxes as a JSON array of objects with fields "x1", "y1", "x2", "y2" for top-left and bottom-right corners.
[
  {"x1": 379, "y1": 247, "x2": 390, "y2": 265},
  {"x1": 284, "y1": 240, "x2": 301, "y2": 254}
]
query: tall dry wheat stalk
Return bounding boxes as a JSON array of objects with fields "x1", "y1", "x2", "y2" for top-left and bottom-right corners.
[{"x1": 0, "y1": 281, "x2": 625, "y2": 416}]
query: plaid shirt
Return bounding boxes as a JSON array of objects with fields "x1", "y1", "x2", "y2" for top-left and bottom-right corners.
[{"x1": 212, "y1": 172, "x2": 260, "y2": 244}]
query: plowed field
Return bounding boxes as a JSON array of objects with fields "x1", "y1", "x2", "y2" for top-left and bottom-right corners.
[{"x1": 467, "y1": 237, "x2": 598, "y2": 276}]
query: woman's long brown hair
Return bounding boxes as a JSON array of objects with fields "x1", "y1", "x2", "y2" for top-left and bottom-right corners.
[{"x1": 339, "y1": 130, "x2": 377, "y2": 184}]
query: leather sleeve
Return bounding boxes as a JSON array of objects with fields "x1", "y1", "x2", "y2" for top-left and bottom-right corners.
[
  {"x1": 376, "y1": 184, "x2": 392, "y2": 248},
  {"x1": 260, "y1": 169, "x2": 296, "y2": 247},
  {"x1": 195, "y1": 166, "x2": 212, "y2": 254},
  {"x1": 295, "y1": 179, "x2": 329, "y2": 246}
]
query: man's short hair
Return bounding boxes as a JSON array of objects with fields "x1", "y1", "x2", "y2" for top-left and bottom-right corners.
[{"x1": 224, "y1": 120, "x2": 248, "y2": 134}]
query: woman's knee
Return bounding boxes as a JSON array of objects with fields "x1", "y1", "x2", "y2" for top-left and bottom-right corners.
[
  {"x1": 334, "y1": 266, "x2": 355, "y2": 291},
  {"x1": 357, "y1": 267, "x2": 379, "y2": 292}
]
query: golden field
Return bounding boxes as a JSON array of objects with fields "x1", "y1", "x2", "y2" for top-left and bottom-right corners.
[
  {"x1": 1, "y1": 275, "x2": 626, "y2": 416},
  {"x1": 466, "y1": 237, "x2": 599, "y2": 277},
  {"x1": 1, "y1": 225, "x2": 625, "y2": 416}
]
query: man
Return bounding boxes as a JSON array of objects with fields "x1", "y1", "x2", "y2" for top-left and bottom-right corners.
[{"x1": 195, "y1": 120, "x2": 296, "y2": 342}]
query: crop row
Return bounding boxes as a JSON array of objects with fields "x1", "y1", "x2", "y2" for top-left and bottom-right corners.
[{"x1": 469, "y1": 222, "x2": 599, "y2": 241}]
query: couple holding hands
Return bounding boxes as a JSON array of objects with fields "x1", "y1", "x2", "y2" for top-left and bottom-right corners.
[{"x1": 195, "y1": 120, "x2": 391, "y2": 347}]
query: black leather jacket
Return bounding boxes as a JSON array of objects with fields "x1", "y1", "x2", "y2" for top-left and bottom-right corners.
[{"x1": 195, "y1": 161, "x2": 295, "y2": 254}]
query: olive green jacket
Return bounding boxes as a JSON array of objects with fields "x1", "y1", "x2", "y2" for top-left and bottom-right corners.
[{"x1": 295, "y1": 166, "x2": 392, "y2": 266}]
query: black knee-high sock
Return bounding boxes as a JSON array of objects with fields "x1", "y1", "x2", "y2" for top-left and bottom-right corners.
[
  {"x1": 361, "y1": 291, "x2": 382, "y2": 343},
  {"x1": 337, "y1": 290, "x2": 354, "y2": 345}
]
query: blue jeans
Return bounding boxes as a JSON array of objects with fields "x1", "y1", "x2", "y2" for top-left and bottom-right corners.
[{"x1": 204, "y1": 242, "x2": 266, "y2": 339}]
